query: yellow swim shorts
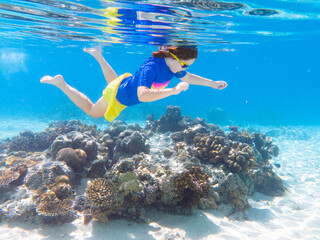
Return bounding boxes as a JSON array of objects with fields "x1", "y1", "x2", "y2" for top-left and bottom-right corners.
[{"x1": 102, "y1": 73, "x2": 131, "y2": 122}]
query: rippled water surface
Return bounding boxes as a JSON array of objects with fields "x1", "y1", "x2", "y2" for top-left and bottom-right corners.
[
  {"x1": 1, "y1": 0, "x2": 319, "y2": 49},
  {"x1": 0, "y1": 0, "x2": 319, "y2": 125}
]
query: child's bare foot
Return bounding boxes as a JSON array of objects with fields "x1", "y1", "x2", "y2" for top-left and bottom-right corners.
[
  {"x1": 40, "y1": 74, "x2": 65, "y2": 88},
  {"x1": 83, "y1": 48, "x2": 102, "y2": 59}
]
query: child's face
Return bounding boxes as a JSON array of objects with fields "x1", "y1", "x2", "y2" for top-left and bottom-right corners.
[
  {"x1": 165, "y1": 57, "x2": 196, "y2": 73},
  {"x1": 181, "y1": 58, "x2": 196, "y2": 69}
]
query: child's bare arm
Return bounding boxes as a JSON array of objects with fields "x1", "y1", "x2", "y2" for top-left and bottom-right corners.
[
  {"x1": 137, "y1": 82, "x2": 189, "y2": 102},
  {"x1": 180, "y1": 72, "x2": 227, "y2": 90}
]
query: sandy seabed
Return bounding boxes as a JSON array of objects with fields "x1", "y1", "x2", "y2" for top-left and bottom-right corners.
[{"x1": 0, "y1": 120, "x2": 319, "y2": 240}]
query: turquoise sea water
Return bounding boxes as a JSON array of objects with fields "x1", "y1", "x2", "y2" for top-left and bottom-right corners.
[
  {"x1": 0, "y1": 0, "x2": 319, "y2": 125},
  {"x1": 1, "y1": 2, "x2": 320, "y2": 239}
]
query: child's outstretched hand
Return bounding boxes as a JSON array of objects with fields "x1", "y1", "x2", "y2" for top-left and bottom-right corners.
[
  {"x1": 174, "y1": 82, "x2": 189, "y2": 95},
  {"x1": 211, "y1": 80, "x2": 228, "y2": 90}
]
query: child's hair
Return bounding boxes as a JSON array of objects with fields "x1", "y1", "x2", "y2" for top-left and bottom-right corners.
[{"x1": 152, "y1": 46, "x2": 198, "y2": 60}]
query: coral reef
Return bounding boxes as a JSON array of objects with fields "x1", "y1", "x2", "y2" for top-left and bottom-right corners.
[{"x1": 0, "y1": 105, "x2": 286, "y2": 225}]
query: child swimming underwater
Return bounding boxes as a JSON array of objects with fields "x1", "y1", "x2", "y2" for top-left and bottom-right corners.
[{"x1": 40, "y1": 46, "x2": 227, "y2": 122}]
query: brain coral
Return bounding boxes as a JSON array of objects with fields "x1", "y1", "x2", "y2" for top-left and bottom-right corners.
[
  {"x1": 56, "y1": 148, "x2": 87, "y2": 172},
  {"x1": 85, "y1": 178, "x2": 118, "y2": 207}
]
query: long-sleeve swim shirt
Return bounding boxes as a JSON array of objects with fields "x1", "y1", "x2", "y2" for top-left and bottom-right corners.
[{"x1": 116, "y1": 57, "x2": 186, "y2": 106}]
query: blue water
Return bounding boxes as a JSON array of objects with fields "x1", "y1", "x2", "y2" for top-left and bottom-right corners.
[{"x1": 0, "y1": 0, "x2": 319, "y2": 126}]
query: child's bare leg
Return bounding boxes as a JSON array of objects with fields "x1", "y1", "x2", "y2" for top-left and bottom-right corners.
[
  {"x1": 40, "y1": 75, "x2": 107, "y2": 118},
  {"x1": 84, "y1": 48, "x2": 118, "y2": 84}
]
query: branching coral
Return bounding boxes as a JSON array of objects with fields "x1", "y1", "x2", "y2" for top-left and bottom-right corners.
[
  {"x1": 194, "y1": 135, "x2": 255, "y2": 173},
  {"x1": 225, "y1": 142, "x2": 255, "y2": 172},
  {"x1": 85, "y1": 178, "x2": 118, "y2": 207},
  {"x1": 228, "y1": 130, "x2": 279, "y2": 163},
  {"x1": 194, "y1": 135, "x2": 228, "y2": 164}
]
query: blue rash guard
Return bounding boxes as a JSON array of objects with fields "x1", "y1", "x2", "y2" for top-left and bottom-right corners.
[{"x1": 116, "y1": 57, "x2": 186, "y2": 106}]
